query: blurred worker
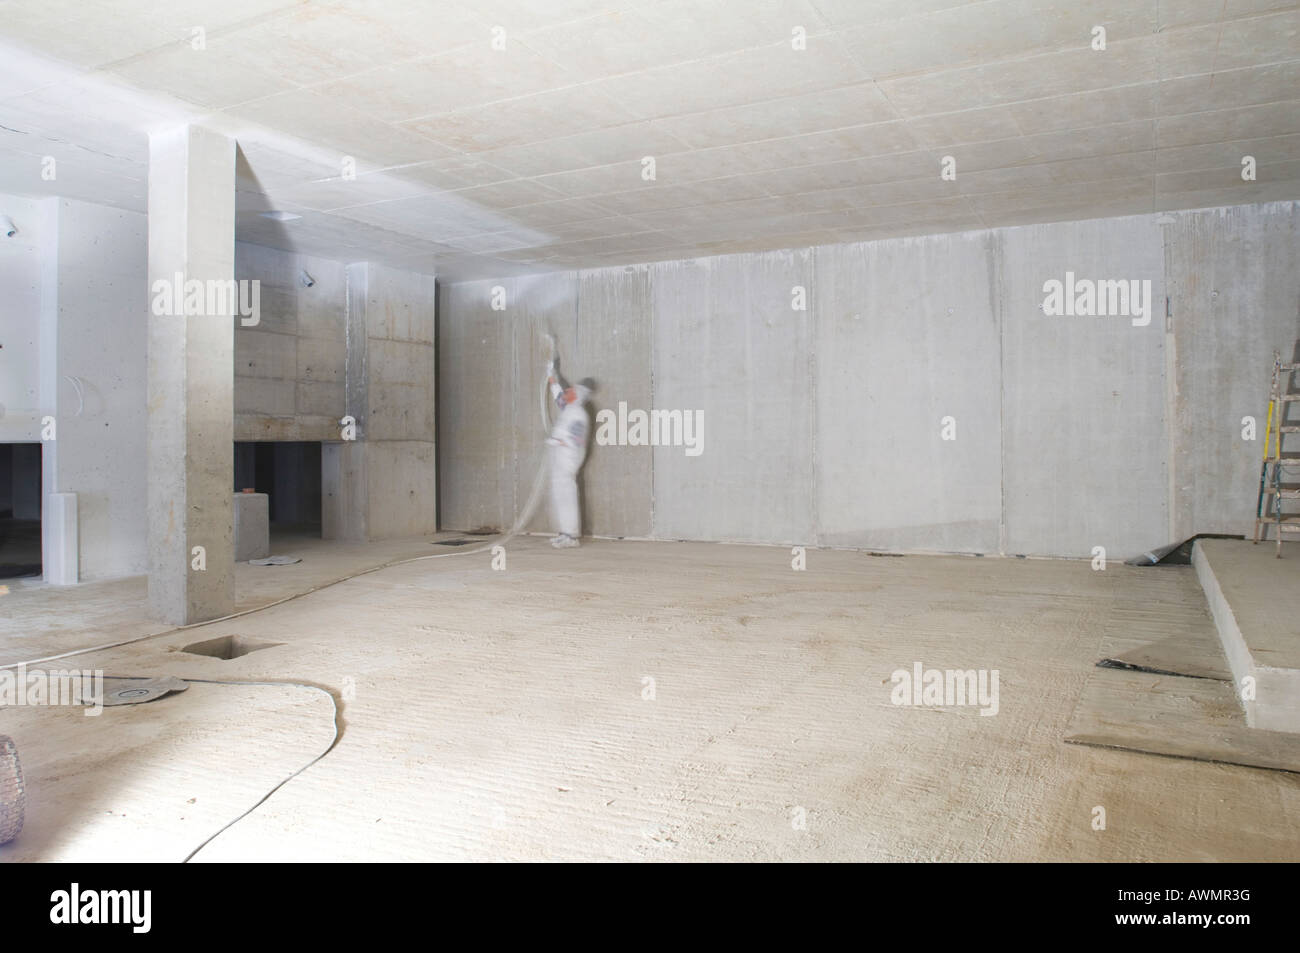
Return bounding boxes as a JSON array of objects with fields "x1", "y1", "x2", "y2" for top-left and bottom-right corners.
[{"x1": 546, "y1": 356, "x2": 596, "y2": 548}]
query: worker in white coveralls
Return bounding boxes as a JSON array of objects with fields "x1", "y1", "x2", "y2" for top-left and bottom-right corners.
[{"x1": 546, "y1": 356, "x2": 597, "y2": 548}]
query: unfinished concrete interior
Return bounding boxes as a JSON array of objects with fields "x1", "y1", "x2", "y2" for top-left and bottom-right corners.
[{"x1": 0, "y1": 1, "x2": 1298, "y2": 863}]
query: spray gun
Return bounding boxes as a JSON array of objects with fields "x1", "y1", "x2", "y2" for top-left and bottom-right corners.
[
  {"x1": 541, "y1": 329, "x2": 560, "y2": 434},
  {"x1": 545, "y1": 328, "x2": 560, "y2": 382}
]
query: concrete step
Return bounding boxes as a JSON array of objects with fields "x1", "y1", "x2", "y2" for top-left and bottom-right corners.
[{"x1": 1193, "y1": 539, "x2": 1300, "y2": 733}]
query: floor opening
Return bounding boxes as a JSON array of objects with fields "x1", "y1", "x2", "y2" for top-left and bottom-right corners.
[{"x1": 180, "y1": 635, "x2": 284, "y2": 660}]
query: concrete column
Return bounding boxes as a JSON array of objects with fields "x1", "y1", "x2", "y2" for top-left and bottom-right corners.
[{"x1": 146, "y1": 125, "x2": 236, "y2": 623}]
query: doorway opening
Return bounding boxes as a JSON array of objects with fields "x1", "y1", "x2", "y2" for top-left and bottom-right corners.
[
  {"x1": 0, "y1": 443, "x2": 42, "y2": 579},
  {"x1": 233, "y1": 442, "x2": 322, "y2": 541}
]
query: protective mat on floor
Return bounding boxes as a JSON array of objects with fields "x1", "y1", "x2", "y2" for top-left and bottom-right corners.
[
  {"x1": 0, "y1": 679, "x2": 335, "y2": 861},
  {"x1": 1065, "y1": 668, "x2": 1300, "y2": 774},
  {"x1": 1096, "y1": 631, "x2": 1232, "y2": 680}
]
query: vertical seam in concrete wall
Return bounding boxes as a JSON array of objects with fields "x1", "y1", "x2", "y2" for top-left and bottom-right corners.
[
  {"x1": 574, "y1": 270, "x2": 583, "y2": 536},
  {"x1": 433, "y1": 279, "x2": 440, "y2": 530},
  {"x1": 991, "y1": 231, "x2": 1007, "y2": 556},
  {"x1": 809, "y1": 247, "x2": 819, "y2": 548},
  {"x1": 39, "y1": 199, "x2": 59, "y2": 493},
  {"x1": 510, "y1": 279, "x2": 519, "y2": 530},
  {"x1": 648, "y1": 264, "x2": 657, "y2": 537},
  {"x1": 345, "y1": 262, "x2": 369, "y2": 540},
  {"x1": 39, "y1": 199, "x2": 59, "y2": 580},
  {"x1": 1162, "y1": 219, "x2": 1178, "y2": 543}
]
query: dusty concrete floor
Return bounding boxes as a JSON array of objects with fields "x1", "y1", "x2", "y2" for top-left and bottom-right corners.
[{"x1": 2, "y1": 536, "x2": 1298, "y2": 861}]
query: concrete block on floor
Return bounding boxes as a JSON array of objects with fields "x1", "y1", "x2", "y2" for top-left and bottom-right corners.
[
  {"x1": 233, "y1": 492, "x2": 270, "y2": 561},
  {"x1": 44, "y1": 492, "x2": 78, "y2": 585}
]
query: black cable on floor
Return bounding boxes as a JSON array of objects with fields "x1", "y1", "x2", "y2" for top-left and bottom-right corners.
[{"x1": 100, "y1": 675, "x2": 341, "y2": 863}]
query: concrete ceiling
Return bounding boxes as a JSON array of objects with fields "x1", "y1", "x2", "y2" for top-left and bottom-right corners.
[{"x1": 1, "y1": 0, "x2": 1297, "y2": 280}]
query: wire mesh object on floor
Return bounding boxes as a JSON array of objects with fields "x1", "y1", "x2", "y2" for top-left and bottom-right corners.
[{"x1": 0, "y1": 735, "x2": 24, "y2": 845}]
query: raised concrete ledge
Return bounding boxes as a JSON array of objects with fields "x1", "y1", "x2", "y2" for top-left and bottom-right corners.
[{"x1": 1193, "y1": 538, "x2": 1300, "y2": 732}]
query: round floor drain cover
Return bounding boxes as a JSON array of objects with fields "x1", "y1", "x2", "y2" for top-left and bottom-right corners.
[{"x1": 100, "y1": 677, "x2": 189, "y2": 707}]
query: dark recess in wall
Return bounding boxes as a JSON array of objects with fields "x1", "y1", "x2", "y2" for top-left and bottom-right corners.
[
  {"x1": 0, "y1": 442, "x2": 42, "y2": 578},
  {"x1": 234, "y1": 441, "x2": 323, "y2": 534}
]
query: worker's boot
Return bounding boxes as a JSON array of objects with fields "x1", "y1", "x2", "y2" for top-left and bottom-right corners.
[{"x1": 551, "y1": 534, "x2": 580, "y2": 548}]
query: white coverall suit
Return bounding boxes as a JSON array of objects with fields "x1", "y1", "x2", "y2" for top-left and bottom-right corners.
[{"x1": 547, "y1": 368, "x2": 591, "y2": 546}]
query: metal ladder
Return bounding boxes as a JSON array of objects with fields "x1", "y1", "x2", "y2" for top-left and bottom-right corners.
[{"x1": 1253, "y1": 344, "x2": 1300, "y2": 556}]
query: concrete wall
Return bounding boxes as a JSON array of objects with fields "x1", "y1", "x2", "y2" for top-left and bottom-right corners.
[
  {"x1": 438, "y1": 268, "x2": 656, "y2": 538},
  {"x1": 438, "y1": 201, "x2": 1300, "y2": 559},
  {"x1": 52, "y1": 198, "x2": 149, "y2": 579},
  {"x1": 0, "y1": 195, "x2": 48, "y2": 530},
  {"x1": 358, "y1": 262, "x2": 438, "y2": 540},
  {"x1": 0, "y1": 195, "x2": 150, "y2": 579},
  {"x1": 816, "y1": 232, "x2": 1002, "y2": 553},
  {"x1": 0, "y1": 193, "x2": 44, "y2": 443},
  {"x1": 0, "y1": 189, "x2": 441, "y2": 584},
  {"x1": 437, "y1": 278, "x2": 517, "y2": 534},
  {"x1": 234, "y1": 243, "x2": 346, "y2": 442},
  {"x1": 230, "y1": 246, "x2": 438, "y2": 541},
  {"x1": 1000, "y1": 216, "x2": 1168, "y2": 557},
  {"x1": 231, "y1": 248, "x2": 438, "y2": 541},
  {"x1": 1168, "y1": 205, "x2": 1300, "y2": 539},
  {"x1": 652, "y1": 251, "x2": 814, "y2": 544},
  {"x1": 322, "y1": 261, "x2": 437, "y2": 541}
]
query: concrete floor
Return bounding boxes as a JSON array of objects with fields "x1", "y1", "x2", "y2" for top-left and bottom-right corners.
[{"x1": 2, "y1": 536, "x2": 1298, "y2": 861}]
